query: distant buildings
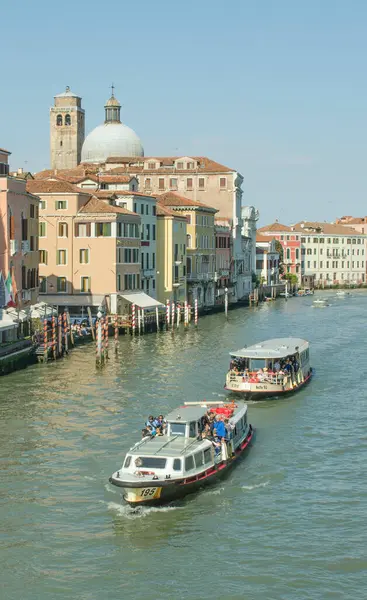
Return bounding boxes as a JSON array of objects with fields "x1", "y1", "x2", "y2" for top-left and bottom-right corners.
[
  {"x1": 156, "y1": 203, "x2": 187, "y2": 305},
  {"x1": 255, "y1": 235, "x2": 280, "y2": 286},
  {"x1": 0, "y1": 147, "x2": 39, "y2": 307}
]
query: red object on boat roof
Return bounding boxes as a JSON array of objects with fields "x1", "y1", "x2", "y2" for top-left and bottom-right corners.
[{"x1": 212, "y1": 407, "x2": 234, "y2": 417}]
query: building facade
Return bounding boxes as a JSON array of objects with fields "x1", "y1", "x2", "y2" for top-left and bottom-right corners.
[
  {"x1": 0, "y1": 148, "x2": 39, "y2": 306},
  {"x1": 258, "y1": 221, "x2": 301, "y2": 282},
  {"x1": 215, "y1": 222, "x2": 233, "y2": 305},
  {"x1": 50, "y1": 87, "x2": 85, "y2": 170},
  {"x1": 158, "y1": 192, "x2": 217, "y2": 308},
  {"x1": 26, "y1": 179, "x2": 142, "y2": 313},
  {"x1": 255, "y1": 235, "x2": 280, "y2": 286},
  {"x1": 156, "y1": 203, "x2": 187, "y2": 304}
]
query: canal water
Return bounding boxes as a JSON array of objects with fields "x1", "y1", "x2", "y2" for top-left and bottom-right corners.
[{"x1": 1, "y1": 292, "x2": 366, "y2": 600}]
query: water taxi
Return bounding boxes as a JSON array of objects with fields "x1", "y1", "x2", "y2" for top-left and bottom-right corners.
[
  {"x1": 225, "y1": 337, "x2": 312, "y2": 398},
  {"x1": 109, "y1": 401, "x2": 253, "y2": 506},
  {"x1": 313, "y1": 298, "x2": 329, "y2": 308}
]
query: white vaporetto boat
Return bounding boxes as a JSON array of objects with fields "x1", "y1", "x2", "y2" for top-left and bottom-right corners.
[
  {"x1": 109, "y1": 401, "x2": 253, "y2": 506},
  {"x1": 313, "y1": 298, "x2": 329, "y2": 307},
  {"x1": 225, "y1": 337, "x2": 312, "y2": 398}
]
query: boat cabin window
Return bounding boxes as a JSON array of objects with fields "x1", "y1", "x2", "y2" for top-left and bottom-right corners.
[
  {"x1": 124, "y1": 455, "x2": 131, "y2": 468},
  {"x1": 204, "y1": 448, "x2": 212, "y2": 463},
  {"x1": 249, "y1": 358, "x2": 266, "y2": 370},
  {"x1": 189, "y1": 421, "x2": 197, "y2": 438},
  {"x1": 170, "y1": 422, "x2": 186, "y2": 436},
  {"x1": 184, "y1": 455, "x2": 195, "y2": 471},
  {"x1": 135, "y1": 457, "x2": 167, "y2": 469},
  {"x1": 173, "y1": 459, "x2": 182, "y2": 471},
  {"x1": 194, "y1": 451, "x2": 203, "y2": 468}
]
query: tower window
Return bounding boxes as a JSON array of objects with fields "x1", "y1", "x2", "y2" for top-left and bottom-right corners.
[
  {"x1": 60, "y1": 141, "x2": 63, "y2": 147},
  {"x1": 56, "y1": 114, "x2": 62, "y2": 126},
  {"x1": 65, "y1": 114, "x2": 71, "y2": 126}
]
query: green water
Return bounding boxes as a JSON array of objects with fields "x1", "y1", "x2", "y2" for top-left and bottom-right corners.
[{"x1": 1, "y1": 292, "x2": 366, "y2": 600}]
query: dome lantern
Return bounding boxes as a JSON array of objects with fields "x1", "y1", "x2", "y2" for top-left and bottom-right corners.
[{"x1": 105, "y1": 84, "x2": 121, "y2": 124}]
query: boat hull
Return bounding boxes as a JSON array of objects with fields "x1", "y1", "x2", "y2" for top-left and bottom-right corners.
[
  {"x1": 225, "y1": 371, "x2": 313, "y2": 399},
  {"x1": 110, "y1": 428, "x2": 254, "y2": 506}
]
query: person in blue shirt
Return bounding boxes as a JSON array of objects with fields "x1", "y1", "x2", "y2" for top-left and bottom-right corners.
[{"x1": 214, "y1": 416, "x2": 226, "y2": 439}]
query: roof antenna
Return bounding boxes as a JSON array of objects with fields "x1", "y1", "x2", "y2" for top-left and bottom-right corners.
[{"x1": 111, "y1": 83, "x2": 115, "y2": 97}]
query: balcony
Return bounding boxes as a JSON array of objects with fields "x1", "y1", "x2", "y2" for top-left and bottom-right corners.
[
  {"x1": 10, "y1": 239, "x2": 19, "y2": 256},
  {"x1": 21, "y1": 240, "x2": 30, "y2": 254},
  {"x1": 142, "y1": 268, "x2": 155, "y2": 278},
  {"x1": 187, "y1": 272, "x2": 215, "y2": 282}
]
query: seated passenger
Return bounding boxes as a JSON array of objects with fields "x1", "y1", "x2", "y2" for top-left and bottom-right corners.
[
  {"x1": 146, "y1": 425, "x2": 155, "y2": 437},
  {"x1": 141, "y1": 428, "x2": 150, "y2": 438},
  {"x1": 155, "y1": 426, "x2": 164, "y2": 436},
  {"x1": 146, "y1": 415, "x2": 155, "y2": 429},
  {"x1": 274, "y1": 360, "x2": 281, "y2": 372}
]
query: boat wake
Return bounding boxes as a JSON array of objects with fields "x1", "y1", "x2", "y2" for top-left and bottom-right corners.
[
  {"x1": 107, "y1": 501, "x2": 184, "y2": 519},
  {"x1": 242, "y1": 480, "x2": 270, "y2": 491}
]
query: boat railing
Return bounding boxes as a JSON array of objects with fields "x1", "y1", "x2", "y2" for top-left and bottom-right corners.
[{"x1": 228, "y1": 368, "x2": 303, "y2": 387}]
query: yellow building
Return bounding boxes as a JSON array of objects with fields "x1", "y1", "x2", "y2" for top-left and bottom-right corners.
[
  {"x1": 26, "y1": 179, "x2": 141, "y2": 314},
  {"x1": 157, "y1": 193, "x2": 217, "y2": 307},
  {"x1": 156, "y1": 203, "x2": 187, "y2": 304}
]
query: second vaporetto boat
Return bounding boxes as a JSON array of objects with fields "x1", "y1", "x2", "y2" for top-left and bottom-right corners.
[{"x1": 225, "y1": 337, "x2": 312, "y2": 398}]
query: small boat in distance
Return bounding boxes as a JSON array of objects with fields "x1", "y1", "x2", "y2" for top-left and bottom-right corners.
[
  {"x1": 296, "y1": 288, "x2": 314, "y2": 296},
  {"x1": 313, "y1": 298, "x2": 329, "y2": 308},
  {"x1": 336, "y1": 290, "x2": 350, "y2": 297},
  {"x1": 225, "y1": 337, "x2": 312, "y2": 398},
  {"x1": 109, "y1": 401, "x2": 253, "y2": 506}
]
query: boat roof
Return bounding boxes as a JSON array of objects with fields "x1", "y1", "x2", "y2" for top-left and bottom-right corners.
[
  {"x1": 128, "y1": 435, "x2": 210, "y2": 458},
  {"x1": 230, "y1": 337, "x2": 309, "y2": 359},
  {"x1": 165, "y1": 401, "x2": 247, "y2": 424}
]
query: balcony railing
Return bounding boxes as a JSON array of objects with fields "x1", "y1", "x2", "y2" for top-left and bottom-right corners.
[
  {"x1": 187, "y1": 272, "x2": 215, "y2": 282},
  {"x1": 21, "y1": 240, "x2": 30, "y2": 254},
  {"x1": 142, "y1": 268, "x2": 155, "y2": 278}
]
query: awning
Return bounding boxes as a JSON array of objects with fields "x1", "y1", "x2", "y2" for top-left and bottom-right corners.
[
  {"x1": 39, "y1": 294, "x2": 106, "y2": 307},
  {"x1": 0, "y1": 311, "x2": 17, "y2": 332},
  {"x1": 119, "y1": 292, "x2": 164, "y2": 309}
]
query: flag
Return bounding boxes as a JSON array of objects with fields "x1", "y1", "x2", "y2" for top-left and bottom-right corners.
[{"x1": 5, "y1": 272, "x2": 16, "y2": 308}]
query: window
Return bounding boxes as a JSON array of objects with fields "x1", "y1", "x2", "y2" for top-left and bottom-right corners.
[
  {"x1": 220, "y1": 177, "x2": 227, "y2": 189},
  {"x1": 184, "y1": 456, "x2": 194, "y2": 471},
  {"x1": 56, "y1": 114, "x2": 62, "y2": 126},
  {"x1": 152, "y1": 253, "x2": 155, "y2": 268},
  {"x1": 296, "y1": 248, "x2": 299, "y2": 260},
  {"x1": 313, "y1": 237, "x2": 318, "y2": 243},
  {"x1": 136, "y1": 457, "x2": 167, "y2": 469},
  {"x1": 152, "y1": 224, "x2": 156, "y2": 241},
  {"x1": 39, "y1": 276, "x2": 47, "y2": 293},
  {"x1": 21, "y1": 216, "x2": 28, "y2": 241},
  {"x1": 319, "y1": 238, "x2": 324, "y2": 243},
  {"x1": 198, "y1": 178, "x2": 205, "y2": 189},
  {"x1": 152, "y1": 279, "x2": 155, "y2": 289},
  {"x1": 187, "y1": 178, "x2": 193, "y2": 190},
  {"x1": 301, "y1": 237, "x2": 306, "y2": 243},
  {"x1": 170, "y1": 178, "x2": 178, "y2": 190},
  {"x1": 176, "y1": 162, "x2": 184, "y2": 169},
  {"x1": 65, "y1": 114, "x2": 71, "y2": 126},
  {"x1": 57, "y1": 277, "x2": 67, "y2": 292},
  {"x1": 187, "y1": 234, "x2": 192, "y2": 248},
  {"x1": 96, "y1": 222, "x2": 111, "y2": 237},
  {"x1": 146, "y1": 224, "x2": 150, "y2": 240},
  {"x1": 158, "y1": 178, "x2": 165, "y2": 190},
  {"x1": 57, "y1": 249, "x2": 67, "y2": 265},
  {"x1": 58, "y1": 222, "x2": 68, "y2": 237},
  {"x1": 80, "y1": 276, "x2": 91, "y2": 293},
  {"x1": 118, "y1": 248, "x2": 139, "y2": 263},
  {"x1": 194, "y1": 452, "x2": 204, "y2": 467},
  {"x1": 187, "y1": 161, "x2": 195, "y2": 169},
  {"x1": 39, "y1": 250, "x2": 48, "y2": 265},
  {"x1": 75, "y1": 223, "x2": 91, "y2": 237},
  {"x1": 39, "y1": 200, "x2": 46, "y2": 210},
  {"x1": 145, "y1": 204, "x2": 149, "y2": 215},
  {"x1": 141, "y1": 252, "x2": 144, "y2": 268},
  {"x1": 79, "y1": 249, "x2": 89, "y2": 264},
  {"x1": 55, "y1": 200, "x2": 67, "y2": 210},
  {"x1": 152, "y1": 205, "x2": 156, "y2": 216},
  {"x1": 173, "y1": 459, "x2": 182, "y2": 471},
  {"x1": 146, "y1": 253, "x2": 149, "y2": 269},
  {"x1": 39, "y1": 222, "x2": 46, "y2": 237},
  {"x1": 148, "y1": 162, "x2": 156, "y2": 169},
  {"x1": 124, "y1": 274, "x2": 139, "y2": 290},
  {"x1": 133, "y1": 203, "x2": 137, "y2": 213},
  {"x1": 30, "y1": 236, "x2": 35, "y2": 251},
  {"x1": 145, "y1": 178, "x2": 151, "y2": 190},
  {"x1": 170, "y1": 422, "x2": 186, "y2": 436},
  {"x1": 30, "y1": 204, "x2": 35, "y2": 218},
  {"x1": 320, "y1": 261, "x2": 323, "y2": 268},
  {"x1": 204, "y1": 448, "x2": 212, "y2": 463}
]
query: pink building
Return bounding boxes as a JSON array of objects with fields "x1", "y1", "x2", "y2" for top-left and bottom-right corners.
[
  {"x1": 257, "y1": 221, "x2": 301, "y2": 282},
  {"x1": 215, "y1": 220, "x2": 233, "y2": 304},
  {"x1": 0, "y1": 148, "x2": 39, "y2": 306}
]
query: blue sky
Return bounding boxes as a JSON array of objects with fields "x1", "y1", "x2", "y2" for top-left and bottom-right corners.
[{"x1": 1, "y1": 0, "x2": 366, "y2": 224}]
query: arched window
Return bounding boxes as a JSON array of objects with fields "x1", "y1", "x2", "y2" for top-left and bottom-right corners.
[
  {"x1": 65, "y1": 114, "x2": 71, "y2": 126},
  {"x1": 186, "y1": 234, "x2": 192, "y2": 249},
  {"x1": 56, "y1": 114, "x2": 63, "y2": 126}
]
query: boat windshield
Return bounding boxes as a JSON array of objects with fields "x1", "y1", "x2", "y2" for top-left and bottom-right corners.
[
  {"x1": 249, "y1": 358, "x2": 266, "y2": 370},
  {"x1": 170, "y1": 422, "x2": 186, "y2": 436}
]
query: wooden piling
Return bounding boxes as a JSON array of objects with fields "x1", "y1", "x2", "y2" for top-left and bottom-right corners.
[
  {"x1": 43, "y1": 318, "x2": 48, "y2": 362},
  {"x1": 114, "y1": 314, "x2": 119, "y2": 354},
  {"x1": 131, "y1": 303, "x2": 136, "y2": 335},
  {"x1": 166, "y1": 299, "x2": 170, "y2": 330},
  {"x1": 96, "y1": 319, "x2": 101, "y2": 366},
  {"x1": 58, "y1": 314, "x2": 62, "y2": 357},
  {"x1": 87, "y1": 307, "x2": 95, "y2": 340},
  {"x1": 67, "y1": 312, "x2": 74, "y2": 347},
  {"x1": 155, "y1": 306, "x2": 159, "y2": 332},
  {"x1": 171, "y1": 302, "x2": 175, "y2": 329},
  {"x1": 52, "y1": 316, "x2": 56, "y2": 360},
  {"x1": 104, "y1": 318, "x2": 109, "y2": 359},
  {"x1": 141, "y1": 308, "x2": 145, "y2": 333},
  {"x1": 63, "y1": 312, "x2": 68, "y2": 353},
  {"x1": 137, "y1": 309, "x2": 141, "y2": 335},
  {"x1": 194, "y1": 298, "x2": 198, "y2": 327}
]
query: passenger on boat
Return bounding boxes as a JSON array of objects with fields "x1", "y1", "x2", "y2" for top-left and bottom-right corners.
[
  {"x1": 214, "y1": 416, "x2": 226, "y2": 439},
  {"x1": 146, "y1": 416, "x2": 156, "y2": 430},
  {"x1": 155, "y1": 426, "x2": 164, "y2": 436},
  {"x1": 141, "y1": 428, "x2": 150, "y2": 438}
]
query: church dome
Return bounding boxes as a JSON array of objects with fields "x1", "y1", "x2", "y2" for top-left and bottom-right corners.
[{"x1": 81, "y1": 90, "x2": 144, "y2": 163}]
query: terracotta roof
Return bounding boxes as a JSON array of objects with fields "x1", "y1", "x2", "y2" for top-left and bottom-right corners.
[
  {"x1": 93, "y1": 190, "x2": 118, "y2": 199},
  {"x1": 98, "y1": 175, "x2": 134, "y2": 183},
  {"x1": 292, "y1": 221, "x2": 364, "y2": 236},
  {"x1": 258, "y1": 221, "x2": 291, "y2": 233},
  {"x1": 102, "y1": 156, "x2": 237, "y2": 174},
  {"x1": 0, "y1": 147, "x2": 11, "y2": 154},
  {"x1": 34, "y1": 166, "x2": 100, "y2": 180},
  {"x1": 114, "y1": 190, "x2": 156, "y2": 198},
  {"x1": 335, "y1": 216, "x2": 367, "y2": 224},
  {"x1": 156, "y1": 204, "x2": 179, "y2": 218},
  {"x1": 26, "y1": 179, "x2": 91, "y2": 195},
  {"x1": 79, "y1": 197, "x2": 138, "y2": 216},
  {"x1": 157, "y1": 192, "x2": 217, "y2": 212},
  {"x1": 256, "y1": 233, "x2": 275, "y2": 243}
]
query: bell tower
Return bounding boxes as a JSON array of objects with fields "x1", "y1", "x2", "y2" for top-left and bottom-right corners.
[{"x1": 50, "y1": 86, "x2": 85, "y2": 169}]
